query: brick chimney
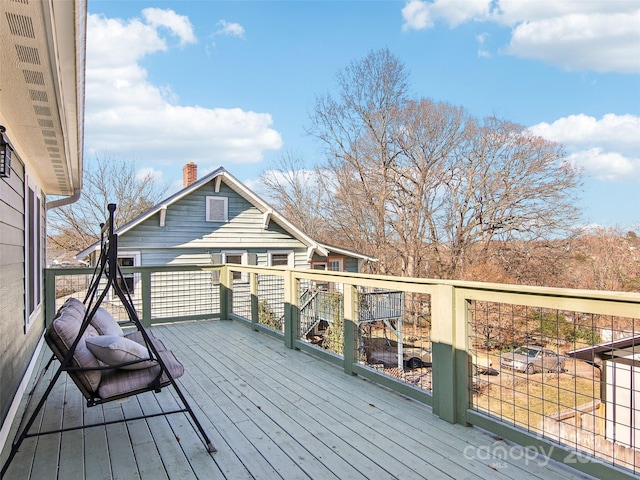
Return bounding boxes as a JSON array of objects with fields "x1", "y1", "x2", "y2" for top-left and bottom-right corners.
[{"x1": 183, "y1": 162, "x2": 197, "y2": 188}]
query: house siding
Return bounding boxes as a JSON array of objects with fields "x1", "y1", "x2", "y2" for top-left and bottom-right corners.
[
  {"x1": 118, "y1": 182, "x2": 312, "y2": 267},
  {"x1": 0, "y1": 160, "x2": 45, "y2": 427}
]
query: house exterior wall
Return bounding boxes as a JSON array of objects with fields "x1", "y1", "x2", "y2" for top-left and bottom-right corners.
[
  {"x1": 0, "y1": 155, "x2": 46, "y2": 433},
  {"x1": 605, "y1": 361, "x2": 640, "y2": 448},
  {"x1": 104, "y1": 178, "x2": 366, "y2": 321},
  {"x1": 116, "y1": 181, "x2": 354, "y2": 270}
]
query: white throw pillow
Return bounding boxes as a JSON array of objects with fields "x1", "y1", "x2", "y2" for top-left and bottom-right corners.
[{"x1": 85, "y1": 336, "x2": 157, "y2": 370}]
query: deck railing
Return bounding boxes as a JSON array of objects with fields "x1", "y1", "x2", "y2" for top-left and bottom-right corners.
[{"x1": 45, "y1": 264, "x2": 640, "y2": 480}]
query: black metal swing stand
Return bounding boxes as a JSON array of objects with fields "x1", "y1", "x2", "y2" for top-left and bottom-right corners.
[{"x1": 1, "y1": 204, "x2": 216, "y2": 479}]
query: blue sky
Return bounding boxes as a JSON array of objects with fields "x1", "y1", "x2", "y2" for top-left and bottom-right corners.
[{"x1": 85, "y1": 1, "x2": 640, "y2": 229}]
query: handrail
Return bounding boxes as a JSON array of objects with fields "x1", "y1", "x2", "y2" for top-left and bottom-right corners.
[{"x1": 45, "y1": 263, "x2": 640, "y2": 480}]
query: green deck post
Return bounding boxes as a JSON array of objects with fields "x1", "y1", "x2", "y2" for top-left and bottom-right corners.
[
  {"x1": 250, "y1": 272, "x2": 259, "y2": 329},
  {"x1": 141, "y1": 269, "x2": 152, "y2": 327},
  {"x1": 219, "y1": 266, "x2": 231, "y2": 320},
  {"x1": 44, "y1": 268, "x2": 56, "y2": 327},
  {"x1": 283, "y1": 270, "x2": 297, "y2": 349},
  {"x1": 343, "y1": 284, "x2": 358, "y2": 376},
  {"x1": 431, "y1": 284, "x2": 470, "y2": 425}
]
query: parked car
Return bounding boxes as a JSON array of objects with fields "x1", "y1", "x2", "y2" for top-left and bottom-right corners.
[
  {"x1": 500, "y1": 345, "x2": 565, "y2": 374},
  {"x1": 368, "y1": 346, "x2": 432, "y2": 369}
]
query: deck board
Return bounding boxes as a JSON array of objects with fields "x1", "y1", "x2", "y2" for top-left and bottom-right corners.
[{"x1": 1, "y1": 320, "x2": 593, "y2": 480}]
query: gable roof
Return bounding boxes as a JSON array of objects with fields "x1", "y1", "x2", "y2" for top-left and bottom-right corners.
[{"x1": 77, "y1": 166, "x2": 377, "y2": 264}]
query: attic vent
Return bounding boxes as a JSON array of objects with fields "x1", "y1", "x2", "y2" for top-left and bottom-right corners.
[
  {"x1": 15, "y1": 45, "x2": 40, "y2": 64},
  {"x1": 6, "y1": 13, "x2": 35, "y2": 38},
  {"x1": 206, "y1": 196, "x2": 228, "y2": 223},
  {"x1": 39, "y1": 119, "x2": 54, "y2": 128},
  {"x1": 30, "y1": 90, "x2": 48, "y2": 102},
  {"x1": 23, "y1": 69, "x2": 44, "y2": 85},
  {"x1": 34, "y1": 105, "x2": 51, "y2": 116}
]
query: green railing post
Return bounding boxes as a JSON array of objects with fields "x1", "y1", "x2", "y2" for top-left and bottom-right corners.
[
  {"x1": 219, "y1": 266, "x2": 231, "y2": 321},
  {"x1": 250, "y1": 272, "x2": 259, "y2": 329},
  {"x1": 140, "y1": 270, "x2": 152, "y2": 328},
  {"x1": 44, "y1": 268, "x2": 56, "y2": 327},
  {"x1": 431, "y1": 284, "x2": 469, "y2": 425},
  {"x1": 283, "y1": 270, "x2": 297, "y2": 349},
  {"x1": 454, "y1": 291, "x2": 471, "y2": 426},
  {"x1": 343, "y1": 284, "x2": 358, "y2": 376}
]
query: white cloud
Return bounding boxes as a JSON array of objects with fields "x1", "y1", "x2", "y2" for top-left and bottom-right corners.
[
  {"x1": 141, "y1": 8, "x2": 197, "y2": 46},
  {"x1": 505, "y1": 12, "x2": 640, "y2": 73},
  {"x1": 476, "y1": 32, "x2": 491, "y2": 58},
  {"x1": 529, "y1": 114, "x2": 640, "y2": 153},
  {"x1": 136, "y1": 167, "x2": 164, "y2": 183},
  {"x1": 402, "y1": 0, "x2": 489, "y2": 31},
  {"x1": 400, "y1": 1, "x2": 640, "y2": 73},
  {"x1": 529, "y1": 114, "x2": 640, "y2": 181},
  {"x1": 215, "y1": 20, "x2": 246, "y2": 38},
  {"x1": 85, "y1": 12, "x2": 282, "y2": 168},
  {"x1": 568, "y1": 148, "x2": 640, "y2": 182}
]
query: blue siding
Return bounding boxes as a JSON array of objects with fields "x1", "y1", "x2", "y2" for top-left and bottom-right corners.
[{"x1": 117, "y1": 178, "x2": 362, "y2": 272}]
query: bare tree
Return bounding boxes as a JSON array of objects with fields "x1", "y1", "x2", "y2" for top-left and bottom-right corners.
[
  {"x1": 307, "y1": 48, "x2": 409, "y2": 273},
  {"x1": 306, "y1": 48, "x2": 582, "y2": 280},
  {"x1": 48, "y1": 156, "x2": 168, "y2": 251},
  {"x1": 568, "y1": 227, "x2": 640, "y2": 292},
  {"x1": 260, "y1": 152, "x2": 329, "y2": 238},
  {"x1": 433, "y1": 117, "x2": 582, "y2": 279}
]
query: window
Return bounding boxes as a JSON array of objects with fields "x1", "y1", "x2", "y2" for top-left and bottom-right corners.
[
  {"x1": 116, "y1": 252, "x2": 140, "y2": 295},
  {"x1": 329, "y1": 258, "x2": 344, "y2": 271},
  {"x1": 310, "y1": 257, "x2": 344, "y2": 292},
  {"x1": 268, "y1": 251, "x2": 293, "y2": 267},
  {"x1": 206, "y1": 196, "x2": 228, "y2": 222},
  {"x1": 311, "y1": 257, "x2": 344, "y2": 272},
  {"x1": 222, "y1": 251, "x2": 247, "y2": 281},
  {"x1": 25, "y1": 179, "x2": 44, "y2": 332}
]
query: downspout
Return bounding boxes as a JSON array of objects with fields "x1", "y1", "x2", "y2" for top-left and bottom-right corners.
[{"x1": 46, "y1": 188, "x2": 81, "y2": 210}]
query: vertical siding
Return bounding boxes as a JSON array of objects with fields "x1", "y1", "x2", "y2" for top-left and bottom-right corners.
[{"x1": 0, "y1": 160, "x2": 44, "y2": 426}]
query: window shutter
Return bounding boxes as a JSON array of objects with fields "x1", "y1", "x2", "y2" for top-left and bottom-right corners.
[
  {"x1": 247, "y1": 253, "x2": 257, "y2": 265},
  {"x1": 210, "y1": 253, "x2": 222, "y2": 264}
]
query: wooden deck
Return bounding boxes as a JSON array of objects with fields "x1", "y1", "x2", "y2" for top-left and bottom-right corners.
[{"x1": 1, "y1": 320, "x2": 592, "y2": 480}]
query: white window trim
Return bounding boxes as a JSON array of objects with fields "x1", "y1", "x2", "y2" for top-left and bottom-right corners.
[
  {"x1": 24, "y1": 175, "x2": 43, "y2": 333},
  {"x1": 114, "y1": 251, "x2": 141, "y2": 298},
  {"x1": 329, "y1": 258, "x2": 344, "y2": 272},
  {"x1": 267, "y1": 250, "x2": 294, "y2": 268},
  {"x1": 222, "y1": 250, "x2": 248, "y2": 282},
  {"x1": 205, "y1": 196, "x2": 228, "y2": 222}
]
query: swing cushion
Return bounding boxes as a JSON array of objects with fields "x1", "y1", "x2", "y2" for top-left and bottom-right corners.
[
  {"x1": 124, "y1": 330, "x2": 168, "y2": 352},
  {"x1": 97, "y1": 349, "x2": 184, "y2": 400},
  {"x1": 90, "y1": 307, "x2": 125, "y2": 337},
  {"x1": 48, "y1": 301, "x2": 103, "y2": 393},
  {"x1": 58, "y1": 297, "x2": 86, "y2": 318},
  {"x1": 48, "y1": 297, "x2": 184, "y2": 402},
  {"x1": 85, "y1": 336, "x2": 158, "y2": 370}
]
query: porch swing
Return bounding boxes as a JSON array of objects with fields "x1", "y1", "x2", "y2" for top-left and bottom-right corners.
[{"x1": 1, "y1": 204, "x2": 216, "y2": 478}]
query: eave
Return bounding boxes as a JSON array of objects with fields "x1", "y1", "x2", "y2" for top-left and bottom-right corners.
[{"x1": 0, "y1": 0, "x2": 86, "y2": 196}]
